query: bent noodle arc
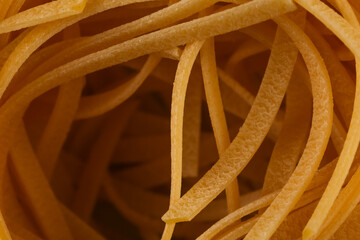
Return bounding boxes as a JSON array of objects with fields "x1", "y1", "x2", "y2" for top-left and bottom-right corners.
[{"x1": 0, "y1": 0, "x2": 360, "y2": 239}]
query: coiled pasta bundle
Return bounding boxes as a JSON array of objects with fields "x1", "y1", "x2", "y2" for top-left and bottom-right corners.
[{"x1": 0, "y1": 0, "x2": 359, "y2": 239}]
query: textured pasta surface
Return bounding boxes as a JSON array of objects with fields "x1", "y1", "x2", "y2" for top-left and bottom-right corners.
[{"x1": 1, "y1": 0, "x2": 360, "y2": 239}]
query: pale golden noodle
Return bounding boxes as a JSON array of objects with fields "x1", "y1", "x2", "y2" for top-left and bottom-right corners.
[{"x1": 0, "y1": 0, "x2": 359, "y2": 239}]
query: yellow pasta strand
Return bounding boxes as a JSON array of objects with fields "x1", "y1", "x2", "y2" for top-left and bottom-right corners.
[
  {"x1": 244, "y1": 15, "x2": 333, "y2": 240},
  {"x1": 0, "y1": 3, "x2": 296, "y2": 221},
  {"x1": 0, "y1": 0, "x2": 147, "y2": 99},
  {"x1": 162, "y1": 40, "x2": 204, "y2": 240},
  {"x1": 76, "y1": 55, "x2": 161, "y2": 119},
  {"x1": 306, "y1": 23, "x2": 354, "y2": 128},
  {"x1": 0, "y1": 0, "x2": 25, "y2": 48},
  {"x1": 182, "y1": 72, "x2": 202, "y2": 177},
  {"x1": 208, "y1": 185, "x2": 325, "y2": 240},
  {"x1": 197, "y1": 191, "x2": 279, "y2": 240},
  {"x1": 292, "y1": 0, "x2": 360, "y2": 238},
  {"x1": 262, "y1": 66, "x2": 312, "y2": 195},
  {"x1": 3, "y1": 0, "x2": 360, "y2": 239},
  {"x1": 2, "y1": 37, "x2": 82, "y2": 103},
  {"x1": 0, "y1": 0, "x2": 87, "y2": 34},
  {"x1": 10, "y1": 122, "x2": 73, "y2": 240},
  {"x1": 200, "y1": 38, "x2": 240, "y2": 212},
  {"x1": 23, "y1": 0, "x2": 218, "y2": 89},
  {"x1": 37, "y1": 24, "x2": 85, "y2": 179},
  {"x1": 163, "y1": 20, "x2": 298, "y2": 223}
]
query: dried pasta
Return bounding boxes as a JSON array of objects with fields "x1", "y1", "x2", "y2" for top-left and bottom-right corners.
[{"x1": 1, "y1": 0, "x2": 360, "y2": 239}]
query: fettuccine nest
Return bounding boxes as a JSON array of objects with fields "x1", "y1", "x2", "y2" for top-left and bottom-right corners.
[{"x1": 0, "y1": 0, "x2": 359, "y2": 239}]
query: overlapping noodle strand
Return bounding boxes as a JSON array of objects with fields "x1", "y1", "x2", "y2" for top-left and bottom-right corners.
[
  {"x1": 4, "y1": 0, "x2": 360, "y2": 239},
  {"x1": 262, "y1": 63, "x2": 312, "y2": 195},
  {"x1": 104, "y1": 175, "x2": 212, "y2": 239},
  {"x1": 0, "y1": 0, "x2": 296, "y2": 212},
  {"x1": 75, "y1": 55, "x2": 161, "y2": 119},
  {"x1": 243, "y1": 14, "x2": 333, "y2": 240},
  {"x1": 305, "y1": 23, "x2": 354, "y2": 128},
  {"x1": 10, "y1": 123, "x2": 73, "y2": 240},
  {"x1": 210, "y1": 185, "x2": 326, "y2": 239},
  {"x1": 197, "y1": 159, "x2": 345, "y2": 240},
  {"x1": 20, "y1": 0, "x2": 217, "y2": 90},
  {"x1": 0, "y1": 1, "x2": 296, "y2": 239},
  {"x1": 36, "y1": 24, "x2": 85, "y2": 179},
  {"x1": 1, "y1": 36, "x2": 83, "y2": 103},
  {"x1": 291, "y1": 0, "x2": 360, "y2": 238},
  {"x1": 162, "y1": 5, "x2": 298, "y2": 223},
  {"x1": 0, "y1": 0, "x2": 150, "y2": 100},
  {"x1": 0, "y1": 0, "x2": 26, "y2": 48},
  {"x1": 161, "y1": 41, "x2": 204, "y2": 240}
]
